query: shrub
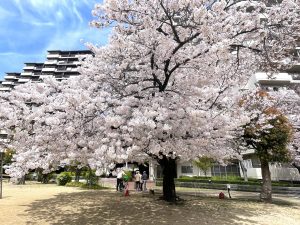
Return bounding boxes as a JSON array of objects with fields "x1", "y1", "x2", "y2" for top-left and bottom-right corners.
[
  {"x1": 83, "y1": 170, "x2": 99, "y2": 185},
  {"x1": 211, "y1": 175, "x2": 243, "y2": 182},
  {"x1": 38, "y1": 172, "x2": 55, "y2": 184},
  {"x1": 124, "y1": 170, "x2": 133, "y2": 181},
  {"x1": 57, "y1": 172, "x2": 72, "y2": 186}
]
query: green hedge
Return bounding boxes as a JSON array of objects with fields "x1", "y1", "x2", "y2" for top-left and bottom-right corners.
[
  {"x1": 156, "y1": 176, "x2": 300, "y2": 187},
  {"x1": 65, "y1": 181, "x2": 109, "y2": 190}
]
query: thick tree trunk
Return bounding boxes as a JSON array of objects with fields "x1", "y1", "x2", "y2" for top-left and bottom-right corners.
[
  {"x1": 162, "y1": 168, "x2": 176, "y2": 202},
  {"x1": 157, "y1": 153, "x2": 177, "y2": 202},
  {"x1": 41, "y1": 174, "x2": 49, "y2": 184},
  {"x1": 260, "y1": 160, "x2": 272, "y2": 203}
]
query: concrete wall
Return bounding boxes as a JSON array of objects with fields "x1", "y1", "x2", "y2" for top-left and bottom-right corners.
[
  {"x1": 176, "y1": 162, "x2": 212, "y2": 178},
  {"x1": 153, "y1": 158, "x2": 300, "y2": 182},
  {"x1": 247, "y1": 167, "x2": 300, "y2": 181}
]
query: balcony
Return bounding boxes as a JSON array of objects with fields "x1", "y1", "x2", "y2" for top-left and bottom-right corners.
[
  {"x1": 66, "y1": 67, "x2": 78, "y2": 72},
  {"x1": 44, "y1": 60, "x2": 57, "y2": 64},
  {"x1": 18, "y1": 78, "x2": 30, "y2": 83},
  {"x1": 255, "y1": 72, "x2": 292, "y2": 85},
  {"x1": 47, "y1": 54, "x2": 60, "y2": 59},
  {"x1": 42, "y1": 67, "x2": 56, "y2": 72},
  {"x1": 23, "y1": 66, "x2": 35, "y2": 70},
  {"x1": 1, "y1": 81, "x2": 14, "y2": 85},
  {"x1": 60, "y1": 53, "x2": 77, "y2": 58},
  {"x1": 0, "y1": 87, "x2": 11, "y2": 91},
  {"x1": 57, "y1": 60, "x2": 67, "y2": 64},
  {"x1": 20, "y1": 72, "x2": 33, "y2": 76},
  {"x1": 4, "y1": 75, "x2": 17, "y2": 80}
]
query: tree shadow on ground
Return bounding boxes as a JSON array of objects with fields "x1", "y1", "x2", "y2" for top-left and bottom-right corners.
[{"x1": 21, "y1": 190, "x2": 287, "y2": 225}]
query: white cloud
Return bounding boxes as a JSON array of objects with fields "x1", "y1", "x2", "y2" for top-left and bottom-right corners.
[
  {"x1": 72, "y1": 4, "x2": 84, "y2": 23},
  {"x1": 0, "y1": 0, "x2": 106, "y2": 78},
  {"x1": 28, "y1": 21, "x2": 55, "y2": 26},
  {"x1": 0, "y1": 6, "x2": 11, "y2": 19}
]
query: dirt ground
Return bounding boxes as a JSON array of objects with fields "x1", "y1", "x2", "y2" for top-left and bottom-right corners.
[{"x1": 0, "y1": 180, "x2": 300, "y2": 225}]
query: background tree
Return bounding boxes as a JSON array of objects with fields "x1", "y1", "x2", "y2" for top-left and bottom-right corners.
[
  {"x1": 240, "y1": 91, "x2": 293, "y2": 203},
  {"x1": 193, "y1": 156, "x2": 214, "y2": 177}
]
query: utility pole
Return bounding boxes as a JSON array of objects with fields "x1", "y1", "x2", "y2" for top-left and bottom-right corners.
[{"x1": 0, "y1": 151, "x2": 3, "y2": 199}]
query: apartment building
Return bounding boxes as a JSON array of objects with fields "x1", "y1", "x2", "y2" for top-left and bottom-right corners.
[
  {"x1": 0, "y1": 50, "x2": 93, "y2": 92},
  {"x1": 0, "y1": 49, "x2": 93, "y2": 155}
]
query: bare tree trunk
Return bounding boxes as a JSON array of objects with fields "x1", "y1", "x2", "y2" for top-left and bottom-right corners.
[
  {"x1": 87, "y1": 167, "x2": 92, "y2": 188},
  {"x1": 260, "y1": 160, "x2": 272, "y2": 203},
  {"x1": 240, "y1": 160, "x2": 248, "y2": 182},
  {"x1": 17, "y1": 175, "x2": 26, "y2": 185},
  {"x1": 75, "y1": 168, "x2": 81, "y2": 182}
]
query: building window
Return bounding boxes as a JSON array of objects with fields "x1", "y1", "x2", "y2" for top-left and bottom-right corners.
[
  {"x1": 211, "y1": 164, "x2": 240, "y2": 177},
  {"x1": 181, "y1": 166, "x2": 193, "y2": 174}
]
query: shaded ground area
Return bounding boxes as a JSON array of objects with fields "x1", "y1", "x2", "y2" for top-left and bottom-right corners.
[{"x1": 1, "y1": 181, "x2": 300, "y2": 225}]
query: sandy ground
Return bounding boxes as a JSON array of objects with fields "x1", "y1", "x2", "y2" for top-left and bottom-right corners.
[{"x1": 0, "y1": 180, "x2": 300, "y2": 225}]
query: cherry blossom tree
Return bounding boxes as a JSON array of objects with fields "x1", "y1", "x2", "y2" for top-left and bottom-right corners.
[
  {"x1": 237, "y1": 90, "x2": 297, "y2": 202},
  {"x1": 0, "y1": 0, "x2": 299, "y2": 201},
  {"x1": 86, "y1": 0, "x2": 300, "y2": 201}
]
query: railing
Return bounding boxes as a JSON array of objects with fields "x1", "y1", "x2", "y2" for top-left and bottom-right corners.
[{"x1": 156, "y1": 180, "x2": 300, "y2": 194}]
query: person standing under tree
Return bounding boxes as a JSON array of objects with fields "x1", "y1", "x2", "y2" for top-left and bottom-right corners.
[
  {"x1": 116, "y1": 169, "x2": 125, "y2": 191},
  {"x1": 142, "y1": 171, "x2": 148, "y2": 191}
]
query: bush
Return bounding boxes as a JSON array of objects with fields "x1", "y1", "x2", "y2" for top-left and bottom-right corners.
[
  {"x1": 83, "y1": 170, "x2": 99, "y2": 185},
  {"x1": 211, "y1": 175, "x2": 243, "y2": 182},
  {"x1": 57, "y1": 172, "x2": 72, "y2": 186},
  {"x1": 124, "y1": 170, "x2": 133, "y2": 181},
  {"x1": 38, "y1": 172, "x2": 55, "y2": 184}
]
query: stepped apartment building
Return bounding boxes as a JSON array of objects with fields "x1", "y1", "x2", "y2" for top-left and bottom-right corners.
[
  {"x1": 0, "y1": 49, "x2": 93, "y2": 152},
  {"x1": 0, "y1": 50, "x2": 93, "y2": 92}
]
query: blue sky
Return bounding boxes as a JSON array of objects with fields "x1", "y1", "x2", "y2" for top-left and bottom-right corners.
[{"x1": 0, "y1": 0, "x2": 109, "y2": 80}]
